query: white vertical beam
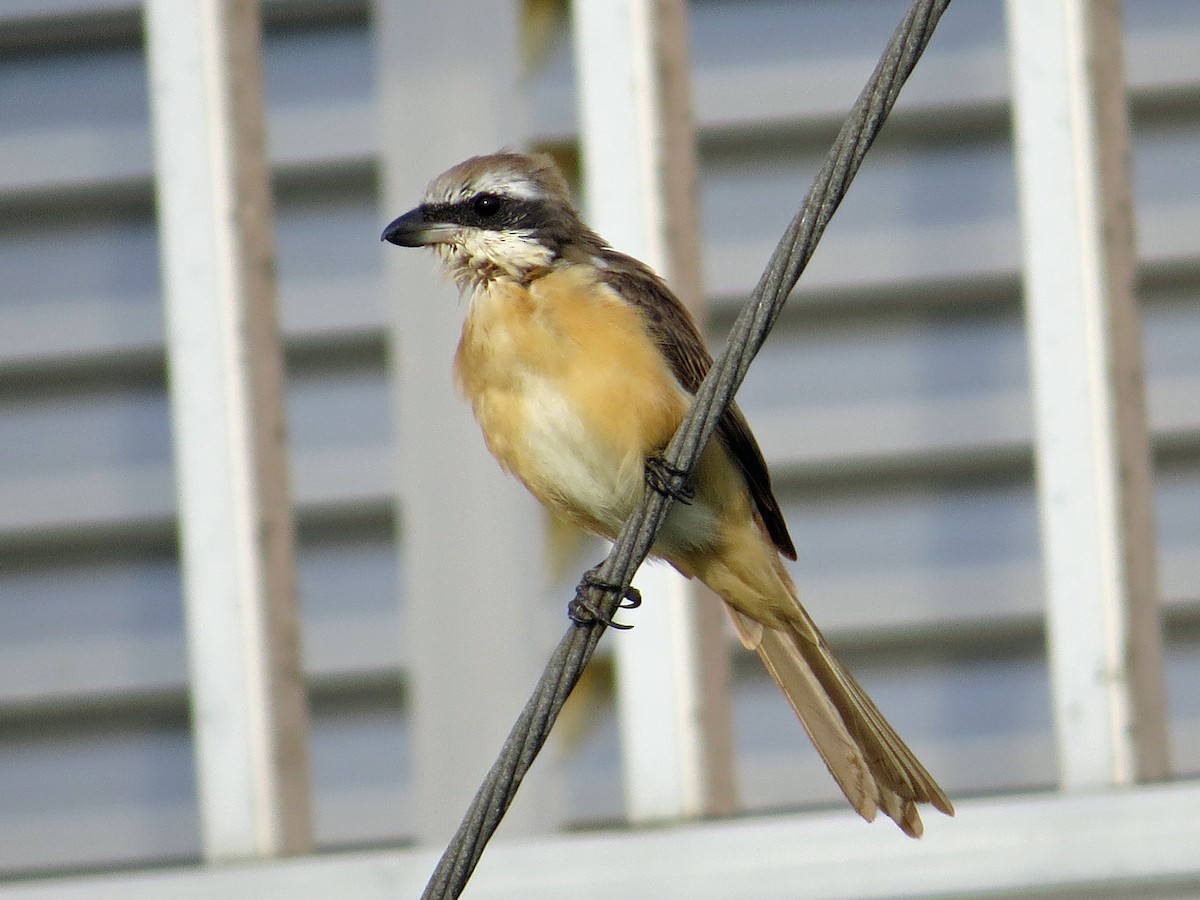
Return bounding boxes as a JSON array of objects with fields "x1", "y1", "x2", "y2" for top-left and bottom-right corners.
[
  {"x1": 144, "y1": 0, "x2": 313, "y2": 859},
  {"x1": 572, "y1": 0, "x2": 736, "y2": 821},
  {"x1": 375, "y1": 1, "x2": 561, "y2": 843},
  {"x1": 1006, "y1": 0, "x2": 1169, "y2": 788}
]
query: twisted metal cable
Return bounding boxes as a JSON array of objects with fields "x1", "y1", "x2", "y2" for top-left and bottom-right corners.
[{"x1": 421, "y1": 1, "x2": 954, "y2": 895}]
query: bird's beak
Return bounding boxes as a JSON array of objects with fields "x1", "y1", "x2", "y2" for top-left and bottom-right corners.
[{"x1": 380, "y1": 206, "x2": 456, "y2": 246}]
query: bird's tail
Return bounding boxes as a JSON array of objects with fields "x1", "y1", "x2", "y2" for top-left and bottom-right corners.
[
  {"x1": 728, "y1": 602, "x2": 953, "y2": 837},
  {"x1": 693, "y1": 537, "x2": 954, "y2": 837}
]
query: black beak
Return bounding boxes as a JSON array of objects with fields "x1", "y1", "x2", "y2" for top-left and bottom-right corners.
[{"x1": 381, "y1": 206, "x2": 453, "y2": 247}]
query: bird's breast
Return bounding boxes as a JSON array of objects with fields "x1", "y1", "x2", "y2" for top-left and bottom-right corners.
[{"x1": 453, "y1": 265, "x2": 690, "y2": 536}]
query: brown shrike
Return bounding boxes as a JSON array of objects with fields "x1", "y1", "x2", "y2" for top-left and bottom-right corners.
[{"x1": 382, "y1": 151, "x2": 953, "y2": 836}]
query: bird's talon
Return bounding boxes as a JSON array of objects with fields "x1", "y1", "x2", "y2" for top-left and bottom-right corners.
[
  {"x1": 570, "y1": 568, "x2": 639, "y2": 630},
  {"x1": 645, "y1": 455, "x2": 696, "y2": 504},
  {"x1": 619, "y1": 585, "x2": 642, "y2": 610}
]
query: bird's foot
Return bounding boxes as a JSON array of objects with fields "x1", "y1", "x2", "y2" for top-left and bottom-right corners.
[
  {"x1": 569, "y1": 566, "x2": 642, "y2": 630},
  {"x1": 645, "y1": 455, "x2": 695, "y2": 504}
]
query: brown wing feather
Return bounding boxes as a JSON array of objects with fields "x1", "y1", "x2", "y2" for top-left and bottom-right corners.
[{"x1": 596, "y1": 249, "x2": 798, "y2": 560}]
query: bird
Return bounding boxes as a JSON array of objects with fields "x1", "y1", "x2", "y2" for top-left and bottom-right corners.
[{"x1": 382, "y1": 151, "x2": 954, "y2": 837}]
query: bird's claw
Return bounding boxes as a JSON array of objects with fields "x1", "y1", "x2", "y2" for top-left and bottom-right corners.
[
  {"x1": 645, "y1": 455, "x2": 696, "y2": 504},
  {"x1": 569, "y1": 567, "x2": 642, "y2": 630}
]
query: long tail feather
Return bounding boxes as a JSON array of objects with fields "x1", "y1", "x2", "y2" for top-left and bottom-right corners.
[{"x1": 730, "y1": 604, "x2": 953, "y2": 837}]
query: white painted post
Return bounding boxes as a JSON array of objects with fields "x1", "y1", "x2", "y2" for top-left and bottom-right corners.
[
  {"x1": 144, "y1": 0, "x2": 313, "y2": 858},
  {"x1": 572, "y1": 0, "x2": 737, "y2": 821},
  {"x1": 1005, "y1": 0, "x2": 1169, "y2": 788},
  {"x1": 375, "y1": 0, "x2": 562, "y2": 842}
]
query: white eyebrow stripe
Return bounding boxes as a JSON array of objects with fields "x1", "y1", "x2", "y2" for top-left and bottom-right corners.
[
  {"x1": 473, "y1": 172, "x2": 541, "y2": 200},
  {"x1": 424, "y1": 170, "x2": 544, "y2": 206}
]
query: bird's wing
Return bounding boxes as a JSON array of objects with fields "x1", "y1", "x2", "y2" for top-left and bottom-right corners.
[{"x1": 596, "y1": 250, "x2": 797, "y2": 560}]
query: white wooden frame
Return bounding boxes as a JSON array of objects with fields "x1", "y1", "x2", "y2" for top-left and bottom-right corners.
[
  {"x1": 571, "y1": 0, "x2": 736, "y2": 822},
  {"x1": 1005, "y1": 0, "x2": 1169, "y2": 787},
  {"x1": 144, "y1": 0, "x2": 313, "y2": 860},
  {"x1": 4, "y1": 784, "x2": 1199, "y2": 899},
  {"x1": 373, "y1": 0, "x2": 562, "y2": 843}
]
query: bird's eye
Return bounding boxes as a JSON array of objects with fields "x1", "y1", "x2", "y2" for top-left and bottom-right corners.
[{"x1": 472, "y1": 194, "x2": 502, "y2": 218}]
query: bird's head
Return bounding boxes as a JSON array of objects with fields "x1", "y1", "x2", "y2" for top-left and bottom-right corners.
[{"x1": 381, "y1": 152, "x2": 599, "y2": 291}]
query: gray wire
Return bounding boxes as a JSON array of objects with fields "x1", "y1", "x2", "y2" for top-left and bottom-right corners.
[{"x1": 420, "y1": 1, "x2": 954, "y2": 896}]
